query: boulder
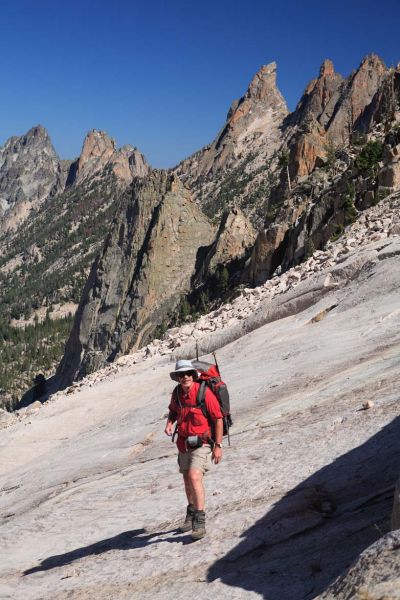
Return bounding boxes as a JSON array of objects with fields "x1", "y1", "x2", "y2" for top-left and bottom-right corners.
[
  {"x1": 316, "y1": 531, "x2": 400, "y2": 599},
  {"x1": 378, "y1": 159, "x2": 400, "y2": 189}
]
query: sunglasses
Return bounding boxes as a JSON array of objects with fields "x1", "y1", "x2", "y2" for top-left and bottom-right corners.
[{"x1": 177, "y1": 371, "x2": 195, "y2": 378}]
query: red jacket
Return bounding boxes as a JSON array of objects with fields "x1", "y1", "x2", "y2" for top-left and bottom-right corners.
[{"x1": 168, "y1": 381, "x2": 222, "y2": 452}]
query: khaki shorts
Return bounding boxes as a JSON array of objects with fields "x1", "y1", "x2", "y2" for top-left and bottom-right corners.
[{"x1": 178, "y1": 445, "x2": 212, "y2": 474}]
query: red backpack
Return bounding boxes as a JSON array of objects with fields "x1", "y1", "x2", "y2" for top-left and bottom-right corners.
[{"x1": 192, "y1": 357, "x2": 233, "y2": 444}]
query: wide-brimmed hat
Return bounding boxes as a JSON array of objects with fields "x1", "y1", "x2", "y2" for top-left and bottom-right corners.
[{"x1": 170, "y1": 359, "x2": 198, "y2": 382}]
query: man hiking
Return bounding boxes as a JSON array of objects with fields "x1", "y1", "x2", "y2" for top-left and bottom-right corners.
[{"x1": 165, "y1": 359, "x2": 223, "y2": 540}]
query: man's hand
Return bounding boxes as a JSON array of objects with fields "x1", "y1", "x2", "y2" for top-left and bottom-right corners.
[
  {"x1": 164, "y1": 420, "x2": 174, "y2": 436},
  {"x1": 212, "y1": 446, "x2": 222, "y2": 464}
]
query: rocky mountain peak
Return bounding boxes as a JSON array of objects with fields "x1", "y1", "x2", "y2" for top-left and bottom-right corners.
[
  {"x1": 25, "y1": 124, "x2": 50, "y2": 141},
  {"x1": 291, "y1": 59, "x2": 344, "y2": 126},
  {"x1": 350, "y1": 53, "x2": 387, "y2": 102},
  {"x1": 319, "y1": 58, "x2": 335, "y2": 78},
  {"x1": 2, "y1": 124, "x2": 55, "y2": 155},
  {"x1": 229, "y1": 62, "x2": 287, "y2": 127},
  {"x1": 246, "y1": 62, "x2": 280, "y2": 102},
  {"x1": 0, "y1": 125, "x2": 60, "y2": 233},
  {"x1": 359, "y1": 53, "x2": 387, "y2": 73},
  {"x1": 174, "y1": 62, "x2": 288, "y2": 218},
  {"x1": 287, "y1": 53, "x2": 389, "y2": 179},
  {"x1": 325, "y1": 53, "x2": 388, "y2": 145},
  {"x1": 75, "y1": 129, "x2": 149, "y2": 185},
  {"x1": 76, "y1": 129, "x2": 116, "y2": 181},
  {"x1": 81, "y1": 129, "x2": 116, "y2": 157}
]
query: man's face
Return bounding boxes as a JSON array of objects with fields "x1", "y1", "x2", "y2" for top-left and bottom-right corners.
[{"x1": 177, "y1": 371, "x2": 194, "y2": 391}]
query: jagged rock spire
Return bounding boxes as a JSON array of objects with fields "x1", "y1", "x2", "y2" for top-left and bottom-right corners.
[
  {"x1": 286, "y1": 53, "x2": 389, "y2": 178},
  {"x1": 290, "y1": 58, "x2": 344, "y2": 127},
  {"x1": 0, "y1": 125, "x2": 60, "y2": 233},
  {"x1": 175, "y1": 61, "x2": 288, "y2": 211},
  {"x1": 326, "y1": 53, "x2": 387, "y2": 144},
  {"x1": 319, "y1": 59, "x2": 335, "y2": 77},
  {"x1": 228, "y1": 62, "x2": 288, "y2": 127},
  {"x1": 246, "y1": 62, "x2": 284, "y2": 103},
  {"x1": 75, "y1": 129, "x2": 149, "y2": 184}
]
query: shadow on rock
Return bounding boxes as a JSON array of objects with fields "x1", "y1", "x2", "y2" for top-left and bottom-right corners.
[
  {"x1": 208, "y1": 416, "x2": 400, "y2": 599},
  {"x1": 24, "y1": 527, "x2": 189, "y2": 575}
]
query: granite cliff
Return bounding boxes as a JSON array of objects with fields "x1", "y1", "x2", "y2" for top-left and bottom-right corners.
[
  {"x1": 56, "y1": 173, "x2": 216, "y2": 385},
  {"x1": 56, "y1": 173, "x2": 258, "y2": 386}
]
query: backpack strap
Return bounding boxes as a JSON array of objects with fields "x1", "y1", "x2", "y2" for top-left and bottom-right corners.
[
  {"x1": 196, "y1": 380, "x2": 210, "y2": 421},
  {"x1": 171, "y1": 386, "x2": 181, "y2": 443},
  {"x1": 196, "y1": 380, "x2": 206, "y2": 407},
  {"x1": 196, "y1": 380, "x2": 214, "y2": 444},
  {"x1": 173, "y1": 385, "x2": 182, "y2": 408}
]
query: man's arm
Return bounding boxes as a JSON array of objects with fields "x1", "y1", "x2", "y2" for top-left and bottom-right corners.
[
  {"x1": 203, "y1": 387, "x2": 224, "y2": 463},
  {"x1": 164, "y1": 409, "x2": 176, "y2": 436},
  {"x1": 212, "y1": 418, "x2": 223, "y2": 464},
  {"x1": 164, "y1": 405, "x2": 176, "y2": 436}
]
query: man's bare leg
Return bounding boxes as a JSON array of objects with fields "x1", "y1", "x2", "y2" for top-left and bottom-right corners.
[
  {"x1": 183, "y1": 472, "x2": 194, "y2": 505},
  {"x1": 183, "y1": 469, "x2": 205, "y2": 510}
]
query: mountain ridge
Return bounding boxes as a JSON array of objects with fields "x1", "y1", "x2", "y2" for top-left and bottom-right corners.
[{"x1": 0, "y1": 52, "x2": 399, "y2": 406}]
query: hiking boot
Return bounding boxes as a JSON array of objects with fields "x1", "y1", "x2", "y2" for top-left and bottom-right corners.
[
  {"x1": 179, "y1": 504, "x2": 195, "y2": 533},
  {"x1": 191, "y1": 509, "x2": 206, "y2": 540}
]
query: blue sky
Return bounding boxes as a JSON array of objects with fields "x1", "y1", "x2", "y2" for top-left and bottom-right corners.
[{"x1": 0, "y1": 0, "x2": 399, "y2": 168}]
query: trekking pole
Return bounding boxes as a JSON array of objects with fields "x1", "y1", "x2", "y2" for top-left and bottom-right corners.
[
  {"x1": 213, "y1": 351, "x2": 232, "y2": 446},
  {"x1": 196, "y1": 341, "x2": 199, "y2": 361},
  {"x1": 212, "y1": 350, "x2": 220, "y2": 375}
]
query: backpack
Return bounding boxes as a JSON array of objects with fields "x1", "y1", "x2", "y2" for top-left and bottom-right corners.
[{"x1": 191, "y1": 358, "x2": 233, "y2": 444}]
